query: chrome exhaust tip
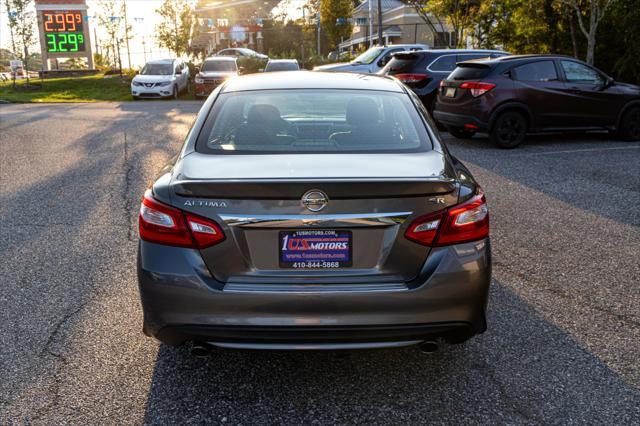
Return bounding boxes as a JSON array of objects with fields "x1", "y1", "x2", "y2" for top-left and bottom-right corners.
[
  {"x1": 190, "y1": 342, "x2": 211, "y2": 358},
  {"x1": 419, "y1": 340, "x2": 440, "y2": 353}
]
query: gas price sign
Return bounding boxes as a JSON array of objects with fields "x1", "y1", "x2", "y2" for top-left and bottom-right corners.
[{"x1": 42, "y1": 11, "x2": 86, "y2": 53}]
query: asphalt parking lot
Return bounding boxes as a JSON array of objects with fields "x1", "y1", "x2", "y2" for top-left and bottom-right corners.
[{"x1": 1, "y1": 102, "x2": 639, "y2": 424}]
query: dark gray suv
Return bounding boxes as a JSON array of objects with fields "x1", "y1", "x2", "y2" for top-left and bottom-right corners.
[{"x1": 137, "y1": 71, "x2": 491, "y2": 354}]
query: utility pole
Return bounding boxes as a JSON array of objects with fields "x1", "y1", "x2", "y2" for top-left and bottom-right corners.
[
  {"x1": 94, "y1": 27, "x2": 99, "y2": 55},
  {"x1": 122, "y1": 0, "x2": 132, "y2": 68},
  {"x1": 142, "y1": 36, "x2": 147, "y2": 64},
  {"x1": 368, "y1": 0, "x2": 373, "y2": 47},
  {"x1": 377, "y1": 0, "x2": 383, "y2": 46},
  {"x1": 316, "y1": 12, "x2": 321, "y2": 56},
  {"x1": 116, "y1": 37, "x2": 122, "y2": 77}
]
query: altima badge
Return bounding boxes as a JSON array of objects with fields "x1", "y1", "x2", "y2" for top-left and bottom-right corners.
[{"x1": 302, "y1": 190, "x2": 328, "y2": 212}]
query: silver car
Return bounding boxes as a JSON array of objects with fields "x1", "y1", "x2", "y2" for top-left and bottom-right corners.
[{"x1": 137, "y1": 71, "x2": 491, "y2": 354}]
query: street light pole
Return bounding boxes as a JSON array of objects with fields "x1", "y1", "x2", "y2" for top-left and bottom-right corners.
[{"x1": 377, "y1": 0, "x2": 383, "y2": 46}]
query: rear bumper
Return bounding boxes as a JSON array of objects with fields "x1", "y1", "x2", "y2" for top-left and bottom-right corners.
[
  {"x1": 432, "y1": 110, "x2": 489, "y2": 132},
  {"x1": 195, "y1": 83, "x2": 220, "y2": 97},
  {"x1": 138, "y1": 239, "x2": 491, "y2": 348}
]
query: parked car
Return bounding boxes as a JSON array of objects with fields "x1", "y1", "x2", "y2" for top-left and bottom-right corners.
[
  {"x1": 137, "y1": 71, "x2": 491, "y2": 354},
  {"x1": 216, "y1": 47, "x2": 268, "y2": 60},
  {"x1": 380, "y1": 49, "x2": 509, "y2": 111},
  {"x1": 194, "y1": 56, "x2": 239, "y2": 99},
  {"x1": 263, "y1": 59, "x2": 300, "y2": 72},
  {"x1": 131, "y1": 59, "x2": 189, "y2": 100},
  {"x1": 435, "y1": 54, "x2": 640, "y2": 147},
  {"x1": 314, "y1": 44, "x2": 428, "y2": 74}
]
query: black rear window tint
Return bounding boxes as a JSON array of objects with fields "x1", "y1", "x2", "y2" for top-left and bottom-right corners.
[
  {"x1": 513, "y1": 60, "x2": 558, "y2": 82},
  {"x1": 195, "y1": 89, "x2": 433, "y2": 155},
  {"x1": 384, "y1": 57, "x2": 420, "y2": 73},
  {"x1": 430, "y1": 55, "x2": 457, "y2": 71},
  {"x1": 449, "y1": 65, "x2": 492, "y2": 80}
]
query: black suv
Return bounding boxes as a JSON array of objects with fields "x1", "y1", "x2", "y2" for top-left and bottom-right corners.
[
  {"x1": 379, "y1": 49, "x2": 509, "y2": 111},
  {"x1": 434, "y1": 55, "x2": 640, "y2": 148}
]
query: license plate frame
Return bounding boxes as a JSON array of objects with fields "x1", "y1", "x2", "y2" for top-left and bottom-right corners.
[
  {"x1": 445, "y1": 87, "x2": 456, "y2": 97},
  {"x1": 279, "y1": 230, "x2": 352, "y2": 269}
]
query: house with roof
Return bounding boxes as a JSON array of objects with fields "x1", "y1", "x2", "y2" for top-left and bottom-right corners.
[{"x1": 339, "y1": 0, "x2": 453, "y2": 52}]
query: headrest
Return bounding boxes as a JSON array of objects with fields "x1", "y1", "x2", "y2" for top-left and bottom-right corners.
[
  {"x1": 247, "y1": 104, "x2": 283, "y2": 125},
  {"x1": 346, "y1": 97, "x2": 379, "y2": 127}
]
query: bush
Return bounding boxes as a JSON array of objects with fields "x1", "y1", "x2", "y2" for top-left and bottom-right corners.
[{"x1": 237, "y1": 56, "x2": 268, "y2": 74}]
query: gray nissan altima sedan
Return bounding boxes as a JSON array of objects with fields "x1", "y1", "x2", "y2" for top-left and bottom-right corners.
[{"x1": 137, "y1": 71, "x2": 491, "y2": 354}]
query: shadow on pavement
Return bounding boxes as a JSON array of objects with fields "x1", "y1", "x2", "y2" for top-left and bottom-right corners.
[{"x1": 142, "y1": 282, "x2": 640, "y2": 424}]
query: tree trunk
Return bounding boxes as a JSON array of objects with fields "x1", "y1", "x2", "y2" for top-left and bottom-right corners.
[{"x1": 567, "y1": 6, "x2": 578, "y2": 58}]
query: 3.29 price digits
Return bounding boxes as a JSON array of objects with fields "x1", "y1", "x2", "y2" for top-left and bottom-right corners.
[{"x1": 46, "y1": 33, "x2": 85, "y2": 53}]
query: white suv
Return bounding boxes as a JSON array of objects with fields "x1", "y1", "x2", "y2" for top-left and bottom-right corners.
[{"x1": 131, "y1": 59, "x2": 189, "y2": 99}]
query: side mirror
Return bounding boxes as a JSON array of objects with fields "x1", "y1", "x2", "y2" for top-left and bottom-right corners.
[
  {"x1": 175, "y1": 69, "x2": 181, "y2": 75},
  {"x1": 606, "y1": 77, "x2": 615, "y2": 87}
]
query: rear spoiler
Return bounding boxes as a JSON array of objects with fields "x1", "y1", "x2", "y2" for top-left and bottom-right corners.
[{"x1": 173, "y1": 178, "x2": 456, "y2": 199}]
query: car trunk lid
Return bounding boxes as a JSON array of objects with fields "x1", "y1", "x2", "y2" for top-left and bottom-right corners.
[{"x1": 171, "y1": 152, "x2": 458, "y2": 284}]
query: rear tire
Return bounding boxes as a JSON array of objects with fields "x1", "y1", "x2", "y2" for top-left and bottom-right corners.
[
  {"x1": 448, "y1": 127, "x2": 476, "y2": 139},
  {"x1": 490, "y1": 111, "x2": 527, "y2": 148},
  {"x1": 616, "y1": 107, "x2": 640, "y2": 141}
]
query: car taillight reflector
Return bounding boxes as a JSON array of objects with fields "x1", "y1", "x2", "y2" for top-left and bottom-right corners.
[
  {"x1": 405, "y1": 193, "x2": 489, "y2": 246},
  {"x1": 139, "y1": 190, "x2": 225, "y2": 249},
  {"x1": 459, "y1": 81, "x2": 496, "y2": 97},
  {"x1": 395, "y1": 73, "x2": 429, "y2": 84}
]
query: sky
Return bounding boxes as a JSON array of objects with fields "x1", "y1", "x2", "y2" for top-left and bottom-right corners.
[{"x1": 0, "y1": 0, "x2": 305, "y2": 68}]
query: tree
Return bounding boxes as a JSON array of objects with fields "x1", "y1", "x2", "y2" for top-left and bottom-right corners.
[
  {"x1": 398, "y1": 1, "x2": 447, "y2": 45},
  {"x1": 565, "y1": 0, "x2": 615, "y2": 65},
  {"x1": 320, "y1": 0, "x2": 353, "y2": 50},
  {"x1": 3, "y1": 0, "x2": 18, "y2": 58},
  {"x1": 155, "y1": 0, "x2": 195, "y2": 57},
  {"x1": 97, "y1": 0, "x2": 132, "y2": 69},
  {"x1": 5, "y1": 0, "x2": 37, "y2": 84}
]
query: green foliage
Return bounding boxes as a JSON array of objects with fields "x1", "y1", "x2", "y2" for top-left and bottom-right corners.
[
  {"x1": 0, "y1": 74, "x2": 132, "y2": 102},
  {"x1": 320, "y1": 0, "x2": 354, "y2": 49},
  {"x1": 595, "y1": 0, "x2": 640, "y2": 83},
  {"x1": 97, "y1": 0, "x2": 133, "y2": 69},
  {"x1": 5, "y1": 0, "x2": 37, "y2": 77},
  {"x1": 155, "y1": 0, "x2": 195, "y2": 57}
]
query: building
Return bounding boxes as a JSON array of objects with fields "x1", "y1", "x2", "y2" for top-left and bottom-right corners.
[
  {"x1": 339, "y1": 0, "x2": 453, "y2": 52},
  {"x1": 190, "y1": 0, "x2": 277, "y2": 56}
]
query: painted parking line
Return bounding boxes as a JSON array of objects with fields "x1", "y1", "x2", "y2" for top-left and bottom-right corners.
[{"x1": 511, "y1": 145, "x2": 640, "y2": 156}]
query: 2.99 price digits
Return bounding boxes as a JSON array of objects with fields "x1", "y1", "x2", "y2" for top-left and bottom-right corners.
[{"x1": 43, "y1": 12, "x2": 83, "y2": 32}]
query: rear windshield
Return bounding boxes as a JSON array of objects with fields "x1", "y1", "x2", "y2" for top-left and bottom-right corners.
[
  {"x1": 265, "y1": 62, "x2": 299, "y2": 71},
  {"x1": 196, "y1": 89, "x2": 432, "y2": 154},
  {"x1": 383, "y1": 54, "x2": 423, "y2": 73},
  {"x1": 202, "y1": 60, "x2": 237, "y2": 72},
  {"x1": 449, "y1": 64, "x2": 492, "y2": 80}
]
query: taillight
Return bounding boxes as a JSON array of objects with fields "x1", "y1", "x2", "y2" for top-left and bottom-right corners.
[
  {"x1": 459, "y1": 82, "x2": 496, "y2": 97},
  {"x1": 395, "y1": 73, "x2": 429, "y2": 84},
  {"x1": 405, "y1": 193, "x2": 489, "y2": 246},
  {"x1": 139, "y1": 190, "x2": 225, "y2": 249}
]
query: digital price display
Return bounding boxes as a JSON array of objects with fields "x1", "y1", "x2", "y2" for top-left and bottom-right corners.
[{"x1": 42, "y1": 11, "x2": 86, "y2": 53}]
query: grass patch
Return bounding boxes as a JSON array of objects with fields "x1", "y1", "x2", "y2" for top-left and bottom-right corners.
[{"x1": 0, "y1": 73, "x2": 136, "y2": 103}]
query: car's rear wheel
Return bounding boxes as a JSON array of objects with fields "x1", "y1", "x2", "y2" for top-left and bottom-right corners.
[
  {"x1": 491, "y1": 111, "x2": 527, "y2": 148},
  {"x1": 616, "y1": 107, "x2": 640, "y2": 141},
  {"x1": 447, "y1": 127, "x2": 476, "y2": 139}
]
